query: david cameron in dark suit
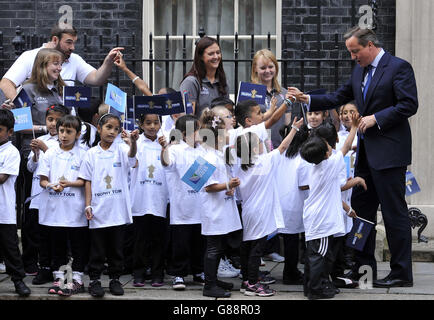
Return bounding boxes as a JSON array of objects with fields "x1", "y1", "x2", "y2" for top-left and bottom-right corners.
[{"x1": 289, "y1": 26, "x2": 418, "y2": 288}]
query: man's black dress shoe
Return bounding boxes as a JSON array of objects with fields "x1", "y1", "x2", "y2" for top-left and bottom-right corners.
[
  {"x1": 14, "y1": 280, "x2": 31, "y2": 297},
  {"x1": 373, "y1": 276, "x2": 413, "y2": 288}
]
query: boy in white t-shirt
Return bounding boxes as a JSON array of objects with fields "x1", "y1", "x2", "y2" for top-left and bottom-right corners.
[
  {"x1": 0, "y1": 109, "x2": 31, "y2": 297},
  {"x1": 300, "y1": 113, "x2": 360, "y2": 300}
]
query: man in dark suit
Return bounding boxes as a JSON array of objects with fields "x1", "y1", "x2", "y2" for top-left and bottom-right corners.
[{"x1": 289, "y1": 26, "x2": 418, "y2": 288}]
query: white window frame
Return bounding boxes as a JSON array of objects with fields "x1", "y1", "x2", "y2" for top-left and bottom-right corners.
[{"x1": 142, "y1": 0, "x2": 282, "y2": 93}]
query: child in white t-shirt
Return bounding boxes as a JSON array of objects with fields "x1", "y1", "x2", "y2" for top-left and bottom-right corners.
[
  {"x1": 312, "y1": 122, "x2": 366, "y2": 290},
  {"x1": 199, "y1": 110, "x2": 242, "y2": 298},
  {"x1": 37, "y1": 115, "x2": 88, "y2": 296},
  {"x1": 160, "y1": 114, "x2": 206, "y2": 291},
  {"x1": 233, "y1": 117, "x2": 304, "y2": 297},
  {"x1": 276, "y1": 123, "x2": 311, "y2": 285},
  {"x1": 300, "y1": 113, "x2": 360, "y2": 300},
  {"x1": 79, "y1": 113, "x2": 139, "y2": 298},
  {"x1": 25, "y1": 104, "x2": 69, "y2": 281},
  {"x1": 130, "y1": 113, "x2": 168, "y2": 288},
  {"x1": 0, "y1": 109, "x2": 31, "y2": 297}
]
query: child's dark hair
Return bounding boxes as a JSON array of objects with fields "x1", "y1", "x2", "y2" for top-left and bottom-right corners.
[
  {"x1": 210, "y1": 96, "x2": 235, "y2": 108},
  {"x1": 234, "y1": 99, "x2": 259, "y2": 127},
  {"x1": 45, "y1": 104, "x2": 70, "y2": 118},
  {"x1": 235, "y1": 131, "x2": 260, "y2": 171},
  {"x1": 77, "y1": 97, "x2": 100, "y2": 123},
  {"x1": 199, "y1": 109, "x2": 226, "y2": 149},
  {"x1": 92, "y1": 113, "x2": 122, "y2": 147},
  {"x1": 175, "y1": 114, "x2": 200, "y2": 135},
  {"x1": 311, "y1": 122, "x2": 338, "y2": 149},
  {"x1": 56, "y1": 115, "x2": 82, "y2": 134},
  {"x1": 300, "y1": 136, "x2": 328, "y2": 165},
  {"x1": 0, "y1": 109, "x2": 15, "y2": 130},
  {"x1": 280, "y1": 123, "x2": 310, "y2": 158}
]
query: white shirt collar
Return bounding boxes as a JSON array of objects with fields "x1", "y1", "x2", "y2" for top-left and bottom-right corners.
[
  {"x1": 370, "y1": 48, "x2": 385, "y2": 69},
  {"x1": 0, "y1": 141, "x2": 12, "y2": 151}
]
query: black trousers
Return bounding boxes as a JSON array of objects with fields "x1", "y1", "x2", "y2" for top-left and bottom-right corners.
[
  {"x1": 169, "y1": 224, "x2": 205, "y2": 277},
  {"x1": 282, "y1": 233, "x2": 300, "y2": 278},
  {"x1": 39, "y1": 225, "x2": 89, "y2": 273},
  {"x1": 0, "y1": 224, "x2": 26, "y2": 282},
  {"x1": 20, "y1": 165, "x2": 40, "y2": 272},
  {"x1": 240, "y1": 236, "x2": 267, "y2": 284},
  {"x1": 330, "y1": 235, "x2": 346, "y2": 279},
  {"x1": 304, "y1": 236, "x2": 334, "y2": 295},
  {"x1": 351, "y1": 140, "x2": 412, "y2": 281},
  {"x1": 88, "y1": 225, "x2": 125, "y2": 280},
  {"x1": 132, "y1": 214, "x2": 167, "y2": 280},
  {"x1": 204, "y1": 230, "x2": 242, "y2": 286}
]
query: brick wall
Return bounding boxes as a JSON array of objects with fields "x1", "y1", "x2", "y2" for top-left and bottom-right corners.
[
  {"x1": 0, "y1": 0, "x2": 142, "y2": 97},
  {"x1": 281, "y1": 0, "x2": 396, "y2": 93}
]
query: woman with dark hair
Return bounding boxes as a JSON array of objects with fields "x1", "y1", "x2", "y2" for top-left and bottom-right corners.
[{"x1": 180, "y1": 36, "x2": 229, "y2": 118}]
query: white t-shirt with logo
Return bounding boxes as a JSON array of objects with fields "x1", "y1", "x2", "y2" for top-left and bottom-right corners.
[
  {"x1": 79, "y1": 142, "x2": 136, "y2": 229},
  {"x1": 3, "y1": 45, "x2": 95, "y2": 87},
  {"x1": 163, "y1": 141, "x2": 205, "y2": 225},
  {"x1": 36, "y1": 144, "x2": 87, "y2": 227},
  {"x1": 201, "y1": 147, "x2": 242, "y2": 236},
  {"x1": 303, "y1": 150, "x2": 346, "y2": 241},
  {"x1": 27, "y1": 134, "x2": 59, "y2": 209},
  {"x1": 130, "y1": 134, "x2": 168, "y2": 218},
  {"x1": 233, "y1": 149, "x2": 285, "y2": 241},
  {"x1": 0, "y1": 142, "x2": 20, "y2": 224},
  {"x1": 276, "y1": 153, "x2": 311, "y2": 234}
]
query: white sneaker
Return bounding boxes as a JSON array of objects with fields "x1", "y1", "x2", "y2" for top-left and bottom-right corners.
[
  {"x1": 217, "y1": 259, "x2": 239, "y2": 278},
  {"x1": 224, "y1": 258, "x2": 240, "y2": 274},
  {"x1": 0, "y1": 262, "x2": 6, "y2": 273},
  {"x1": 263, "y1": 252, "x2": 285, "y2": 263},
  {"x1": 172, "y1": 276, "x2": 186, "y2": 290}
]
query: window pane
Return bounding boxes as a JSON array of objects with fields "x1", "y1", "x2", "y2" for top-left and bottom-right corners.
[
  {"x1": 196, "y1": 0, "x2": 234, "y2": 35},
  {"x1": 155, "y1": 0, "x2": 193, "y2": 36},
  {"x1": 238, "y1": 0, "x2": 276, "y2": 35},
  {"x1": 154, "y1": 39, "x2": 193, "y2": 92}
]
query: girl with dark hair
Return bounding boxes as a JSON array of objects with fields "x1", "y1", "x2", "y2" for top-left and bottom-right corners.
[
  {"x1": 159, "y1": 114, "x2": 207, "y2": 291},
  {"x1": 232, "y1": 117, "x2": 304, "y2": 297},
  {"x1": 79, "y1": 113, "x2": 139, "y2": 298},
  {"x1": 276, "y1": 124, "x2": 311, "y2": 285},
  {"x1": 180, "y1": 36, "x2": 229, "y2": 117}
]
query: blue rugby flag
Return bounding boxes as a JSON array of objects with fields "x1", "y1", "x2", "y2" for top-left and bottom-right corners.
[
  {"x1": 12, "y1": 107, "x2": 33, "y2": 132},
  {"x1": 181, "y1": 156, "x2": 216, "y2": 192},
  {"x1": 105, "y1": 83, "x2": 127, "y2": 113},
  {"x1": 405, "y1": 171, "x2": 421, "y2": 196},
  {"x1": 345, "y1": 216, "x2": 374, "y2": 251},
  {"x1": 63, "y1": 86, "x2": 91, "y2": 109},
  {"x1": 13, "y1": 87, "x2": 33, "y2": 108}
]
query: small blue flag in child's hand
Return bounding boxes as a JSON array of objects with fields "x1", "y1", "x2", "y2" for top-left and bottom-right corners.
[
  {"x1": 345, "y1": 216, "x2": 374, "y2": 251},
  {"x1": 109, "y1": 106, "x2": 125, "y2": 125},
  {"x1": 405, "y1": 171, "x2": 421, "y2": 196},
  {"x1": 181, "y1": 156, "x2": 216, "y2": 192},
  {"x1": 105, "y1": 83, "x2": 127, "y2": 113},
  {"x1": 63, "y1": 86, "x2": 91, "y2": 109},
  {"x1": 13, "y1": 87, "x2": 33, "y2": 108},
  {"x1": 236, "y1": 82, "x2": 267, "y2": 105},
  {"x1": 11, "y1": 107, "x2": 33, "y2": 132},
  {"x1": 125, "y1": 97, "x2": 137, "y2": 131}
]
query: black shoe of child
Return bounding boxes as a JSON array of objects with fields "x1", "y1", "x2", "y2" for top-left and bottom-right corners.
[
  {"x1": 109, "y1": 279, "x2": 124, "y2": 296},
  {"x1": 307, "y1": 285, "x2": 336, "y2": 300},
  {"x1": 14, "y1": 280, "x2": 31, "y2": 297},
  {"x1": 32, "y1": 268, "x2": 53, "y2": 285},
  {"x1": 283, "y1": 270, "x2": 304, "y2": 285},
  {"x1": 217, "y1": 279, "x2": 234, "y2": 291},
  {"x1": 203, "y1": 284, "x2": 231, "y2": 298},
  {"x1": 193, "y1": 273, "x2": 205, "y2": 285},
  {"x1": 88, "y1": 280, "x2": 105, "y2": 298}
]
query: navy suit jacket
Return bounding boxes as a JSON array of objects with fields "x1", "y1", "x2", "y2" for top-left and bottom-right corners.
[{"x1": 310, "y1": 51, "x2": 418, "y2": 170}]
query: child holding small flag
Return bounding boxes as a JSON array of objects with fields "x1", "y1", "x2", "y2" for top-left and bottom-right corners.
[
  {"x1": 160, "y1": 114, "x2": 206, "y2": 291},
  {"x1": 231, "y1": 116, "x2": 304, "y2": 297},
  {"x1": 79, "y1": 113, "x2": 139, "y2": 297},
  {"x1": 130, "y1": 113, "x2": 169, "y2": 287},
  {"x1": 26, "y1": 104, "x2": 70, "y2": 284},
  {"x1": 0, "y1": 109, "x2": 31, "y2": 297},
  {"x1": 199, "y1": 110, "x2": 242, "y2": 298}
]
